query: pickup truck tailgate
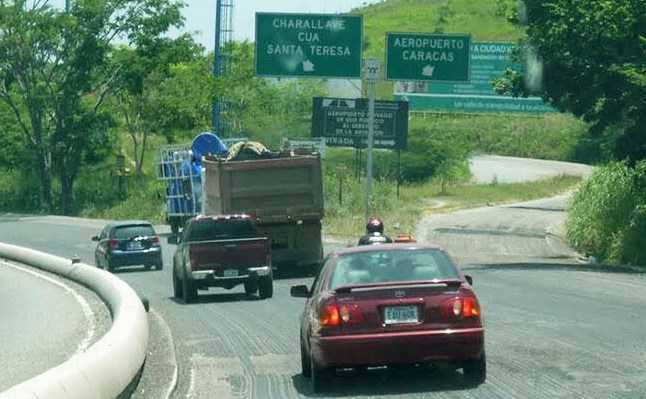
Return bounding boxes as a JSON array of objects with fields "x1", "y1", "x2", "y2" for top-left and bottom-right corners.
[{"x1": 188, "y1": 237, "x2": 269, "y2": 270}]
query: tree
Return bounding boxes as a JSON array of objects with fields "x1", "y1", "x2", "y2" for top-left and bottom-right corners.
[
  {"x1": 0, "y1": 0, "x2": 185, "y2": 213},
  {"x1": 110, "y1": 34, "x2": 210, "y2": 177},
  {"x1": 495, "y1": 0, "x2": 646, "y2": 163}
]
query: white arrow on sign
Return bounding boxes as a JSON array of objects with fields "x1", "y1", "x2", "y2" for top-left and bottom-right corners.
[
  {"x1": 422, "y1": 65, "x2": 435, "y2": 77},
  {"x1": 303, "y1": 60, "x2": 315, "y2": 72}
]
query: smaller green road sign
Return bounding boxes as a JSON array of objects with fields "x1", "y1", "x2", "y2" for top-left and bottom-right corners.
[
  {"x1": 255, "y1": 13, "x2": 363, "y2": 78},
  {"x1": 386, "y1": 33, "x2": 471, "y2": 82}
]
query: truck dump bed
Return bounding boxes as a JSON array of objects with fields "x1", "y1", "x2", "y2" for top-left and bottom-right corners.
[{"x1": 201, "y1": 155, "x2": 324, "y2": 223}]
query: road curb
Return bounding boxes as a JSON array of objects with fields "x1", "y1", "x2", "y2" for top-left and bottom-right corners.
[{"x1": 0, "y1": 242, "x2": 149, "y2": 399}]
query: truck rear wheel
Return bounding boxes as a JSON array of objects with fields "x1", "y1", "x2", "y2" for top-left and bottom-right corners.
[
  {"x1": 258, "y1": 275, "x2": 273, "y2": 299},
  {"x1": 170, "y1": 218, "x2": 180, "y2": 235}
]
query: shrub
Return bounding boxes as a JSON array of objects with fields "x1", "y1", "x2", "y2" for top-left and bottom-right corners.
[{"x1": 566, "y1": 160, "x2": 646, "y2": 267}]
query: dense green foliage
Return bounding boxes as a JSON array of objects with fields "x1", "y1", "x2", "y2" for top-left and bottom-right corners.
[
  {"x1": 491, "y1": 0, "x2": 646, "y2": 266},
  {"x1": 496, "y1": 0, "x2": 646, "y2": 163},
  {"x1": 566, "y1": 161, "x2": 646, "y2": 266},
  {"x1": 0, "y1": 0, "x2": 186, "y2": 213}
]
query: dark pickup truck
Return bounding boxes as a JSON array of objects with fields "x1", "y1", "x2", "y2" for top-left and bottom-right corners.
[{"x1": 171, "y1": 214, "x2": 273, "y2": 303}]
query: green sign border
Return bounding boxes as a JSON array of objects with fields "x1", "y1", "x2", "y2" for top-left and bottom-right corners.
[
  {"x1": 385, "y1": 32, "x2": 471, "y2": 83},
  {"x1": 255, "y1": 13, "x2": 363, "y2": 79}
]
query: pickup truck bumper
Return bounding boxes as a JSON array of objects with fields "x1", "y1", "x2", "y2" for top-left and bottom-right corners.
[{"x1": 191, "y1": 265, "x2": 272, "y2": 282}]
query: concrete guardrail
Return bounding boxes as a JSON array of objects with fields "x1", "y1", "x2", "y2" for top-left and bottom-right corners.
[{"x1": 0, "y1": 242, "x2": 148, "y2": 399}]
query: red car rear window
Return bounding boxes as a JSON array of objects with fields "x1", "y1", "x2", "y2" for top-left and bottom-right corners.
[{"x1": 328, "y1": 249, "x2": 459, "y2": 289}]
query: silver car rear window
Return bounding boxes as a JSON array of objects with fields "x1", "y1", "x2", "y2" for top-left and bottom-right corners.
[{"x1": 113, "y1": 225, "x2": 155, "y2": 239}]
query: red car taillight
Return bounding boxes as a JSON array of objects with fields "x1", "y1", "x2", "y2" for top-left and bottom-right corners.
[
  {"x1": 109, "y1": 239, "x2": 119, "y2": 249},
  {"x1": 321, "y1": 303, "x2": 340, "y2": 327},
  {"x1": 151, "y1": 235, "x2": 160, "y2": 247},
  {"x1": 440, "y1": 296, "x2": 481, "y2": 319},
  {"x1": 320, "y1": 299, "x2": 365, "y2": 327}
]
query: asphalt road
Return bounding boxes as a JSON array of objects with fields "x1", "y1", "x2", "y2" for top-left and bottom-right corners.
[
  {"x1": 0, "y1": 257, "x2": 111, "y2": 391},
  {"x1": 3, "y1": 158, "x2": 646, "y2": 399}
]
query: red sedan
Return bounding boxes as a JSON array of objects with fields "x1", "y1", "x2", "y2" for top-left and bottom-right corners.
[{"x1": 290, "y1": 243, "x2": 486, "y2": 392}]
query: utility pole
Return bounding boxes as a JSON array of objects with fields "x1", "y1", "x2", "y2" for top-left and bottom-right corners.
[
  {"x1": 65, "y1": 0, "x2": 71, "y2": 12},
  {"x1": 364, "y1": 59, "x2": 380, "y2": 217}
]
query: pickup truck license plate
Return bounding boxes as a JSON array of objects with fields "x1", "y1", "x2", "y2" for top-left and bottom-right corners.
[
  {"x1": 223, "y1": 269, "x2": 238, "y2": 277},
  {"x1": 384, "y1": 305, "x2": 419, "y2": 324}
]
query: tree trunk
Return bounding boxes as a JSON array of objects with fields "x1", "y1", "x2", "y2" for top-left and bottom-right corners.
[
  {"x1": 38, "y1": 149, "x2": 55, "y2": 213},
  {"x1": 60, "y1": 173, "x2": 75, "y2": 215}
]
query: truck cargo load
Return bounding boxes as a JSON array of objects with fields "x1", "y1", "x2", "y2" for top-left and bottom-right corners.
[{"x1": 202, "y1": 154, "x2": 324, "y2": 222}]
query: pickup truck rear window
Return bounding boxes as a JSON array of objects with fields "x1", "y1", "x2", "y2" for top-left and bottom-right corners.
[{"x1": 188, "y1": 219, "x2": 258, "y2": 241}]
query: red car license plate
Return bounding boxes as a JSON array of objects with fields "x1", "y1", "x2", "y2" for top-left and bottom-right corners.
[{"x1": 384, "y1": 305, "x2": 419, "y2": 324}]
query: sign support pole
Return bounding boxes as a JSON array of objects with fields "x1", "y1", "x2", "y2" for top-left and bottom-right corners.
[{"x1": 364, "y1": 59, "x2": 380, "y2": 217}]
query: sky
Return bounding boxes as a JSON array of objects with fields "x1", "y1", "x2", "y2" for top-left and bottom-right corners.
[
  {"x1": 181, "y1": 0, "x2": 379, "y2": 49},
  {"x1": 49, "y1": 0, "x2": 380, "y2": 50}
]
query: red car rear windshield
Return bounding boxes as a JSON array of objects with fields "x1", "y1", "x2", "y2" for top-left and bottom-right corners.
[
  {"x1": 188, "y1": 219, "x2": 257, "y2": 241},
  {"x1": 328, "y1": 248, "x2": 460, "y2": 289}
]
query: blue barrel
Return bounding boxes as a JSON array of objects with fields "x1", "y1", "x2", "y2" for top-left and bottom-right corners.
[{"x1": 191, "y1": 132, "x2": 228, "y2": 164}]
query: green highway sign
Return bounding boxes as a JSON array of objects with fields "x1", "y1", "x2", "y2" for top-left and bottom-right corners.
[
  {"x1": 255, "y1": 13, "x2": 363, "y2": 78},
  {"x1": 393, "y1": 41, "x2": 557, "y2": 114},
  {"x1": 385, "y1": 33, "x2": 471, "y2": 82}
]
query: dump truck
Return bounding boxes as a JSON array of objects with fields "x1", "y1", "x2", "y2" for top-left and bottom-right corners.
[{"x1": 201, "y1": 144, "x2": 324, "y2": 275}]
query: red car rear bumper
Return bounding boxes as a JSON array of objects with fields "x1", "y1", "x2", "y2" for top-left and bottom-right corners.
[{"x1": 311, "y1": 327, "x2": 484, "y2": 368}]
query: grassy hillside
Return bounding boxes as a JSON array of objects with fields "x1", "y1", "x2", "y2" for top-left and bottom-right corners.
[
  {"x1": 358, "y1": 0, "x2": 523, "y2": 59},
  {"x1": 345, "y1": 0, "x2": 590, "y2": 163}
]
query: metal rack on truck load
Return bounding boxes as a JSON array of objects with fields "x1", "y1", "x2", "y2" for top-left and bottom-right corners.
[{"x1": 157, "y1": 132, "x2": 228, "y2": 234}]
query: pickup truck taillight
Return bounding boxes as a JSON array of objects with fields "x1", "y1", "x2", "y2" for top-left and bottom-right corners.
[{"x1": 151, "y1": 235, "x2": 160, "y2": 247}]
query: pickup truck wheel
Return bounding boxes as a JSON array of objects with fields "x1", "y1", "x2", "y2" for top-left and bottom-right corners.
[
  {"x1": 182, "y1": 275, "x2": 197, "y2": 303},
  {"x1": 173, "y1": 271, "x2": 182, "y2": 298},
  {"x1": 244, "y1": 280, "x2": 258, "y2": 296},
  {"x1": 258, "y1": 275, "x2": 273, "y2": 299}
]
